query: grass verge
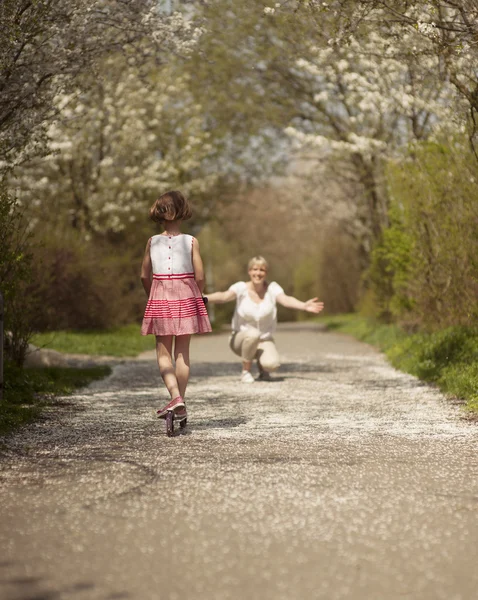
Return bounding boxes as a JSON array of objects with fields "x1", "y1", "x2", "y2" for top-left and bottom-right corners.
[
  {"x1": 320, "y1": 314, "x2": 478, "y2": 413},
  {"x1": 31, "y1": 319, "x2": 224, "y2": 358},
  {"x1": 1, "y1": 362, "x2": 111, "y2": 436},
  {"x1": 31, "y1": 324, "x2": 155, "y2": 357}
]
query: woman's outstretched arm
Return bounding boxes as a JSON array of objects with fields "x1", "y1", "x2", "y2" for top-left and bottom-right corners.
[
  {"x1": 276, "y1": 293, "x2": 324, "y2": 314},
  {"x1": 204, "y1": 290, "x2": 237, "y2": 304}
]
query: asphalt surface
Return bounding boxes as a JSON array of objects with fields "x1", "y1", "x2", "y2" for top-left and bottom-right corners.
[{"x1": 1, "y1": 324, "x2": 477, "y2": 600}]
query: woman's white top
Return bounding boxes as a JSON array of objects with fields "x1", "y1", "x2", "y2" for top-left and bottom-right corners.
[
  {"x1": 150, "y1": 234, "x2": 194, "y2": 276},
  {"x1": 228, "y1": 281, "x2": 284, "y2": 340}
]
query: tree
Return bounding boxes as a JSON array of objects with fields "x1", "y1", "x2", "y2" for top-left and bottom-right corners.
[
  {"x1": 12, "y1": 59, "x2": 218, "y2": 237},
  {"x1": 0, "y1": 0, "x2": 201, "y2": 356},
  {"x1": 345, "y1": 1, "x2": 478, "y2": 157},
  {"x1": 0, "y1": 0, "x2": 198, "y2": 172},
  {"x1": 188, "y1": 0, "x2": 458, "y2": 261}
]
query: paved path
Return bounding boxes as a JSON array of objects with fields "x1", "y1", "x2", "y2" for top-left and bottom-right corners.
[{"x1": 1, "y1": 325, "x2": 477, "y2": 600}]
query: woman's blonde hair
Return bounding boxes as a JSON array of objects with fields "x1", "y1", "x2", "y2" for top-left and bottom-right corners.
[
  {"x1": 248, "y1": 256, "x2": 268, "y2": 270},
  {"x1": 149, "y1": 190, "x2": 192, "y2": 223}
]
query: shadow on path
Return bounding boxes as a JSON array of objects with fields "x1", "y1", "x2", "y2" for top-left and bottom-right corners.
[
  {"x1": 0, "y1": 559, "x2": 131, "y2": 600},
  {"x1": 191, "y1": 416, "x2": 249, "y2": 430},
  {"x1": 190, "y1": 360, "x2": 334, "y2": 379}
]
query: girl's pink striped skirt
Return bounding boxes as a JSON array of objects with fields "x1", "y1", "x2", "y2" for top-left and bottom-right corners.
[{"x1": 141, "y1": 273, "x2": 211, "y2": 336}]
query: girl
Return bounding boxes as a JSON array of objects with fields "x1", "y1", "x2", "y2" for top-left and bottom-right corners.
[{"x1": 141, "y1": 190, "x2": 211, "y2": 422}]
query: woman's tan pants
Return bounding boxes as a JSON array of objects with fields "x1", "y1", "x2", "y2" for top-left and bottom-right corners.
[{"x1": 229, "y1": 328, "x2": 281, "y2": 371}]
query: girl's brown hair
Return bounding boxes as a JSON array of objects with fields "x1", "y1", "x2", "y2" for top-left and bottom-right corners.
[{"x1": 149, "y1": 190, "x2": 192, "y2": 223}]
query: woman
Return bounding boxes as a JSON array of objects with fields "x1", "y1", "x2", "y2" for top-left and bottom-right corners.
[{"x1": 204, "y1": 256, "x2": 324, "y2": 382}]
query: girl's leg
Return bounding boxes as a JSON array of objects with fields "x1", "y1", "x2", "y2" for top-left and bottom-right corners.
[
  {"x1": 174, "y1": 334, "x2": 191, "y2": 398},
  {"x1": 156, "y1": 335, "x2": 180, "y2": 400}
]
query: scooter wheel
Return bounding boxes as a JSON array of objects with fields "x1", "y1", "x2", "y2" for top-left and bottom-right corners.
[{"x1": 166, "y1": 411, "x2": 175, "y2": 437}]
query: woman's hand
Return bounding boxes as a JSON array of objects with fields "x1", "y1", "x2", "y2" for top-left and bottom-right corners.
[
  {"x1": 304, "y1": 297, "x2": 324, "y2": 313},
  {"x1": 276, "y1": 293, "x2": 324, "y2": 312},
  {"x1": 205, "y1": 290, "x2": 237, "y2": 304}
]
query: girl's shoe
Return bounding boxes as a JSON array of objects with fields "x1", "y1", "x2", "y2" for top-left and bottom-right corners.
[
  {"x1": 175, "y1": 404, "x2": 187, "y2": 421},
  {"x1": 157, "y1": 396, "x2": 185, "y2": 419}
]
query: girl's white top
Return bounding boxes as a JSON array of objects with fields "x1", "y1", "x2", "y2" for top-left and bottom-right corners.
[
  {"x1": 228, "y1": 281, "x2": 284, "y2": 340},
  {"x1": 150, "y1": 234, "x2": 194, "y2": 275}
]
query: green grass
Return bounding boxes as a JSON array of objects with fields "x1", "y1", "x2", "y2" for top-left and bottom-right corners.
[
  {"x1": 319, "y1": 314, "x2": 478, "y2": 413},
  {"x1": 31, "y1": 323, "x2": 155, "y2": 357},
  {"x1": 1, "y1": 362, "x2": 111, "y2": 436}
]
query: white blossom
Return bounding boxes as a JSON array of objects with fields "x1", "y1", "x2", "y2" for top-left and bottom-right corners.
[
  {"x1": 11, "y1": 61, "x2": 217, "y2": 235},
  {"x1": 417, "y1": 20, "x2": 439, "y2": 39}
]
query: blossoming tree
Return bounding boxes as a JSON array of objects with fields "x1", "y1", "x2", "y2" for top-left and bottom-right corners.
[
  {"x1": 189, "y1": 0, "x2": 460, "y2": 261},
  {"x1": 12, "y1": 59, "x2": 217, "y2": 236},
  {"x1": 0, "y1": 0, "x2": 199, "y2": 173}
]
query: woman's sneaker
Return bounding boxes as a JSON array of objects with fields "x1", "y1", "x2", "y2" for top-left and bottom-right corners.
[
  {"x1": 258, "y1": 370, "x2": 272, "y2": 381},
  {"x1": 241, "y1": 370, "x2": 255, "y2": 384},
  {"x1": 157, "y1": 396, "x2": 185, "y2": 419}
]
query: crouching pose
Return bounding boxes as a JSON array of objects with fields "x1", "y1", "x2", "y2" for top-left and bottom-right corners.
[{"x1": 204, "y1": 256, "x2": 324, "y2": 383}]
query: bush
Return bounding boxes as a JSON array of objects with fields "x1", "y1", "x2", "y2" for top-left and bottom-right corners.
[
  {"x1": 365, "y1": 203, "x2": 415, "y2": 322},
  {"x1": 29, "y1": 233, "x2": 145, "y2": 331},
  {"x1": 366, "y1": 138, "x2": 478, "y2": 330},
  {"x1": 0, "y1": 184, "x2": 36, "y2": 365},
  {"x1": 389, "y1": 326, "x2": 478, "y2": 382}
]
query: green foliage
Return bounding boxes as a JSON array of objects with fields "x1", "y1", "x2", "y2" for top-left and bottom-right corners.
[
  {"x1": 321, "y1": 314, "x2": 478, "y2": 412},
  {"x1": 188, "y1": 0, "x2": 293, "y2": 134},
  {"x1": 0, "y1": 188, "x2": 29, "y2": 292},
  {"x1": 294, "y1": 255, "x2": 320, "y2": 320},
  {"x1": 439, "y1": 363, "x2": 478, "y2": 411},
  {"x1": 1, "y1": 361, "x2": 111, "y2": 435},
  {"x1": 388, "y1": 326, "x2": 478, "y2": 380},
  {"x1": 0, "y1": 184, "x2": 36, "y2": 365},
  {"x1": 388, "y1": 326, "x2": 478, "y2": 411},
  {"x1": 365, "y1": 138, "x2": 478, "y2": 329},
  {"x1": 29, "y1": 232, "x2": 146, "y2": 332},
  {"x1": 366, "y1": 202, "x2": 415, "y2": 321}
]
